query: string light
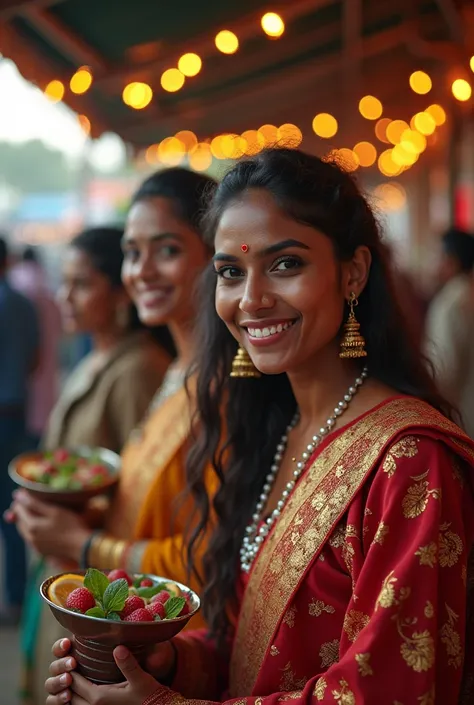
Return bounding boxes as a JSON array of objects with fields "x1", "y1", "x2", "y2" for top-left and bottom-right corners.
[
  {"x1": 189, "y1": 143, "x2": 213, "y2": 171},
  {"x1": 386, "y1": 120, "x2": 409, "y2": 145},
  {"x1": 70, "y1": 67, "x2": 93, "y2": 95},
  {"x1": 425, "y1": 104, "x2": 446, "y2": 126},
  {"x1": 215, "y1": 30, "x2": 239, "y2": 54},
  {"x1": 337, "y1": 148, "x2": 359, "y2": 172},
  {"x1": 353, "y1": 141, "x2": 377, "y2": 167},
  {"x1": 378, "y1": 149, "x2": 403, "y2": 177},
  {"x1": 241, "y1": 130, "x2": 265, "y2": 155},
  {"x1": 161, "y1": 69, "x2": 185, "y2": 92},
  {"x1": 375, "y1": 117, "x2": 391, "y2": 144},
  {"x1": 452, "y1": 78, "x2": 472, "y2": 102},
  {"x1": 312, "y1": 113, "x2": 338, "y2": 138},
  {"x1": 258, "y1": 124, "x2": 279, "y2": 145},
  {"x1": 392, "y1": 143, "x2": 418, "y2": 167},
  {"x1": 122, "y1": 82, "x2": 153, "y2": 109},
  {"x1": 178, "y1": 53, "x2": 202, "y2": 77},
  {"x1": 261, "y1": 12, "x2": 285, "y2": 38},
  {"x1": 277, "y1": 123, "x2": 303, "y2": 146},
  {"x1": 174, "y1": 130, "x2": 198, "y2": 151},
  {"x1": 400, "y1": 129, "x2": 426, "y2": 155},
  {"x1": 359, "y1": 96, "x2": 383, "y2": 120},
  {"x1": 412, "y1": 112, "x2": 436, "y2": 135},
  {"x1": 158, "y1": 137, "x2": 186, "y2": 166},
  {"x1": 409, "y1": 71, "x2": 432, "y2": 95},
  {"x1": 44, "y1": 80, "x2": 64, "y2": 102}
]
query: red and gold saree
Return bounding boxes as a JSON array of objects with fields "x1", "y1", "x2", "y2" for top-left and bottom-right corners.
[{"x1": 145, "y1": 397, "x2": 474, "y2": 705}]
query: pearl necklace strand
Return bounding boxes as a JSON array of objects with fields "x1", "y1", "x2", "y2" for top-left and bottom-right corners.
[{"x1": 240, "y1": 366, "x2": 368, "y2": 573}]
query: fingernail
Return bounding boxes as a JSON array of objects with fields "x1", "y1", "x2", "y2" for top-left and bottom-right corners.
[
  {"x1": 60, "y1": 674, "x2": 68, "y2": 685},
  {"x1": 115, "y1": 645, "x2": 128, "y2": 660},
  {"x1": 60, "y1": 639, "x2": 68, "y2": 650},
  {"x1": 66, "y1": 658, "x2": 73, "y2": 669}
]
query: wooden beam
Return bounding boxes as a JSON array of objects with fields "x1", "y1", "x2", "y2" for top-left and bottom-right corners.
[
  {"x1": 23, "y1": 7, "x2": 108, "y2": 71},
  {"x1": 96, "y1": 0, "x2": 338, "y2": 90}
]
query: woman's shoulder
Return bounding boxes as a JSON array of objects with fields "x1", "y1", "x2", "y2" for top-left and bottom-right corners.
[{"x1": 106, "y1": 332, "x2": 170, "y2": 377}]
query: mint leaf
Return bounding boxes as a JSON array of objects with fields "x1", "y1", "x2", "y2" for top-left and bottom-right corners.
[
  {"x1": 84, "y1": 568, "x2": 110, "y2": 603},
  {"x1": 86, "y1": 606, "x2": 105, "y2": 619},
  {"x1": 164, "y1": 597, "x2": 186, "y2": 619},
  {"x1": 133, "y1": 575, "x2": 145, "y2": 589},
  {"x1": 137, "y1": 582, "x2": 168, "y2": 599},
  {"x1": 102, "y1": 579, "x2": 129, "y2": 614},
  {"x1": 106, "y1": 612, "x2": 122, "y2": 621}
]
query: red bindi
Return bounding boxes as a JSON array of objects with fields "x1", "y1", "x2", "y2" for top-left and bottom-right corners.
[{"x1": 241, "y1": 243, "x2": 249, "y2": 253}]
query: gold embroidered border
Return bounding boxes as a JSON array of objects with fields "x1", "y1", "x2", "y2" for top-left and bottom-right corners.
[{"x1": 230, "y1": 398, "x2": 474, "y2": 696}]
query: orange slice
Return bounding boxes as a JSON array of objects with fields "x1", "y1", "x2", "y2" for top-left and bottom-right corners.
[
  {"x1": 164, "y1": 581, "x2": 182, "y2": 597},
  {"x1": 48, "y1": 573, "x2": 85, "y2": 607}
]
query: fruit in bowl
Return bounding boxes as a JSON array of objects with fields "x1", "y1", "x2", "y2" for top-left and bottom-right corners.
[
  {"x1": 9, "y1": 447, "x2": 120, "y2": 508},
  {"x1": 41, "y1": 569, "x2": 200, "y2": 684}
]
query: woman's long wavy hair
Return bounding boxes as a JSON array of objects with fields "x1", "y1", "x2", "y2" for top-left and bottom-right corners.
[{"x1": 185, "y1": 148, "x2": 452, "y2": 641}]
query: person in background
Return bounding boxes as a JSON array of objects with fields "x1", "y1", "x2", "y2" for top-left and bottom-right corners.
[
  {"x1": 0, "y1": 236, "x2": 39, "y2": 625},
  {"x1": 9, "y1": 246, "x2": 62, "y2": 447},
  {"x1": 425, "y1": 227, "x2": 474, "y2": 437}
]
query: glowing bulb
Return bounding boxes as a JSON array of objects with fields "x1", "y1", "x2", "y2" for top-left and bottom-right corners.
[
  {"x1": 257, "y1": 124, "x2": 279, "y2": 145},
  {"x1": 158, "y1": 137, "x2": 186, "y2": 166},
  {"x1": 312, "y1": 113, "x2": 338, "y2": 138},
  {"x1": 426, "y1": 104, "x2": 446, "y2": 126},
  {"x1": 378, "y1": 149, "x2": 403, "y2": 177},
  {"x1": 177, "y1": 53, "x2": 202, "y2": 77},
  {"x1": 241, "y1": 130, "x2": 265, "y2": 155},
  {"x1": 261, "y1": 12, "x2": 285, "y2": 38},
  {"x1": 277, "y1": 123, "x2": 303, "y2": 147},
  {"x1": 375, "y1": 117, "x2": 392, "y2": 144},
  {"x1": 70, "y1": 67, "x2": 93, "y2": 95},
  {"x1": 161, "y1": 69, "x2": 185, "y2": 92},
  {"x1": 452, "y1": 78, "x2": 472, "y2": 102},
  {"x1": 122, "y1": 82, "x2": 153, "y2": 109},
  {"x1": 400, "y1": 129, "x2": 426, "y2": 155},
  {"x1": 386, "y1": 120, "x2": 410, "y2": 145},
  {"x1": 409, "y1": 70, "x2": 432, "y2": 95},
  {"x1": 189, "y1": 143, "x2": 213, "y2": 171},
  {"x1": 359, "y1": 95, "x2": 383, "y2": 120},
  {"x1": 174, "y1": 130, "x2": 198, "y2": 151},
  {"x1": 353, "y1": 141, "x2": 377, "y2": 167},
  {"x1": 337, "y1": 148, "x2": 359, "y2": 172},
  {"x1": 44, "y1": 80, "x2": 65, "y2": 102},
  {"x1": 215, "y1": 30, "x2": 239, "y2": 54}
]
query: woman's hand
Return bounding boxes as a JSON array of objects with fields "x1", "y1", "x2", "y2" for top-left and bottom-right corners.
[
  {"x1": 45, "y1": 638, "x2": 177, "y2": 705},
  {"x1": 11, "y1": 489, "x2": 91, "y2": 563}
]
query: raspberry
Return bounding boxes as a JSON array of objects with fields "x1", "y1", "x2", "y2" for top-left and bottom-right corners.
[
  {"x1": 140, "y1": 578, "x2": 154, "y2": 587},
  {"x1": 120, "y1": 596, "x2": 145, "y2": 618},
  {"x1": 146, "y1": 601, "x2": 165, "y2": 620},
  {"x1": 151, "y1": 590, "x2": 171, "y2": 605},
  {"x1": 108, "y1": 569, "x2": 132, "y2": 586},
  {"x1": 65, "y1": 587, "x2": 95, "y2": 614},
  {"x1": 179, "y1": 601, "x2": 190, "y2": 616},
  {"x1": 124, "y1": 608, "x2": 154, "y2": 622}
]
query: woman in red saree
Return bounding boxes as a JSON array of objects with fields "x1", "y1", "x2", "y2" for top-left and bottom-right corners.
[{"x1": 45, "y1": 149, "x2": 474, "y2": 705}]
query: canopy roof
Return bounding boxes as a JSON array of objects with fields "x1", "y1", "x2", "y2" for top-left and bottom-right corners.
[{"x1": 1, "y1": 0, "x2": 473, "y2": 149}]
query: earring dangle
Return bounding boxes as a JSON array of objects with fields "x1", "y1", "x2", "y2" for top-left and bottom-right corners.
[
  {"x1": 339, "y1": 292, "x2": 367, "y2": 359},
  {"x1": 230, "y1": 346, "x2": 261, "y2": 378}
]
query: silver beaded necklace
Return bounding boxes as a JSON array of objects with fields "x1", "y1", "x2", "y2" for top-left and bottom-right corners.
[{"x1": 240, "y1": 366, "x2": 369, "y2": 573}]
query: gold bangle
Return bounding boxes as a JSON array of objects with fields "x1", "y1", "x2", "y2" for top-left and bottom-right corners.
[
  {"x1": 88, "y1": 533, "x2": 105, "y2": 569},
  {"x1": 111, "y1": 540, "x2": 127, "y2": 569}
]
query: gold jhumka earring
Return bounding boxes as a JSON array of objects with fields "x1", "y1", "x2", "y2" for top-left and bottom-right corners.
[
  {"x1": 339, "y1": 292, "x2": 367, "y2": 359},
  {"x1": 230, "y1": 346, "x2": 261, "y2": 378}
]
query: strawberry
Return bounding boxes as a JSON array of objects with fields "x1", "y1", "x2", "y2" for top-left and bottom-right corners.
[
  {"x1": 54, "y1": 449, "x2": 69, "y2": 463},
  {"x1": 151, "y1": 590, "x2": 171, "y2": 605},
  {"x1": 124, "y1": 608, "x2": 154, "y2": 622},
  {"x1": 140, "y1": 578, "x2": 154, "y2": 588},
  {"x1": 120, "y1": 596, "x2": 145, "y2": 618},
  {"x1": 179, "y1": 601, "x2": 191, "y2": 616},
  {"x1": 146, "y1": 601, "x2": 165, "y2": 620},
  {"x1": 107, "y1": 569, "x2": 132, "y2": 586},
  {"x1": 90, "y1": 464, "x2": 107, "y2": 476},
  {"x1": 65, "y1": 587, "x2": 95, "y2": 614}
]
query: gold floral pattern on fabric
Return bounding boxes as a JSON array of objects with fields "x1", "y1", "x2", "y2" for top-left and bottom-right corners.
[
  {"x1": 229, "y1": 398, "x2": 474, "y2": 697},
  {"x1": 270, "y1": 645, "x2": 280, "y2": 656},
  {"x1": 424, "y1": 601, "x2": 434, "y2": 619},
  {"x1": 343, "y1": 609, "x2": 370, "y2": 642},
  {"x1": 277, "y1": 692, "x2": 303, "y2": 702},
  {"x1": 373, "y1": 520, "x2": 389, "y2": 545},
  {"x1": 283, "y1": 605, "x2": 297, "y2": 628},
  {"x1": 308, "y1": 599, "x2": 335, "y2": 617},
  {"x1": 313, "y1": 678, "x2": 327, "y2": 701},
  {"x1": 383, "y1": 436, "x2": 419, "y2": 478},
  {"x1": 438, "y1": 523, "x2": 463, "y2": 568},
  {"x1": 415, "y1": 543, "x2": 437, "y2": 568},
  {"x1": 355, "y1": 652, "x2": 373, "y2": 676},
  {"x1": 332, "y1": 679, "x2": 356, "y2": 705},
  {"x1": 377, "y1": 571, "x2": 398, "y2": 609},
  {"x1": 319, "y1": 639, "x2": 340, "y2": 668},
  {"x1": 440, "y1": 604, "x2": 463, "y2": 669},
  {"x1": 399, "y1": 629, "x2": 435, "y2": 672},
  {"x1": 418, "y1": 686, "x2": 435, "y2": 705},
  {"x1": 401, "y1": 470, "x2": 441, "y2": 519},
  {"x1": 279, "y1": 662, "x2": 307, "y2": 691},
  {"x1": 328, "y1": 524, "x2": 345, "y2": 548}
]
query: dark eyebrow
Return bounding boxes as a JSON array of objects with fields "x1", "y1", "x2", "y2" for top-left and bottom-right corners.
[
  {"x1": 122, "y1": 232, "x2": 183, "y2": 245},
  {"x1": 213, "y1": 238, "x2": 310, "y2": 263}
]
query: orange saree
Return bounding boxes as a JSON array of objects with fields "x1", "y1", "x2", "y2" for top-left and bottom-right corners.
[{"x1": 144, "y1": 397, "x2": 474, "y2": 705}]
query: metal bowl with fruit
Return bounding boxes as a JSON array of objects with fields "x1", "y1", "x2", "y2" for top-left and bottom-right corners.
[
  {"x1": 8, "y1": 447, "x2": 120, "y2": 508},
  {"x1": 40, "y1": 568, "x2": 200, "y2": 684}
]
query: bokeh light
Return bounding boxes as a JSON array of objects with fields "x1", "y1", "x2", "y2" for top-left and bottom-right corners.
[
  {"x1": 412, "y1": 112, "x2": 436, "y2": 135},
  {"x1": 312, "y1": 113, "x2": 338, "y2": 138},
  {"x1": 261, "y1": 12, "x2": 285, "y2": 38},
  {"x1": 44, "y1": 80, "x2": 65, "y2": 103},
  {"x1": 241, "y1": 130, "x2": 265, "y2": 155},
  {"x1": 161, "y1": 69, "x2": 185, "y2": 92},
  {"x1": 452, "y1": 78, "x2": 472, "y2": 102},
  {"x1": 215, "y1": 30, "x2": 239, "y2": 54},
  {"x1": 145, "y1": 144, "x2": 159, "y2": 165},
  {"x1": 426, "y1": 104, "x2": 446, "y2": 126},
  {"x1": 378, "y1": 149, "x2": 403, "y2": 177},
  {"x1": 386, "y1": 120, "x2": 410, "y2": 145},
  {"x1": 122, "y1": 82, "x2": 153, "y2": 109},
  {"x1": 177, "y1": 53, "x2": 202, "y2": 77},
  {"x1": 258, "y1": 124, "x2": 279, "y2": 145},
  {"x1": 353, "y1": 141, "x2": 377, "y2": 167},
  {"x1": 337, "y1": 148, "x2": 359, "y2": 172},
  {"x1": 359, "y1": 96, "x2": 383, "y2": 120},
  {"x1": 373, "y1": 182, "x2": 407, "y2": 211},
  {"x1": 70, "y1": 67, "x2": 93, "y2": 95},
  {"x1": 158, "y1": 137, "x2": 186, "y2": 166},
  {"x1": 400, "y1": 129, "x2": 427, "y2": 154},
  {"x1": 375, "y1": 117, "x2": 392, "y2": 144},
  {"x1": 189, "y1": 143, "x2": 213, "y2": 171},
  {"x1": 392, "y1": 143, "x2": 418, "y2": 167},
  {"x1": 174, "y1": 130, "x2": 198, "y2": 151},
  {"x1": 409, "y1": 70, "x2": 432, "y2": 95},
  {"x1": 277, "y1": 123, "x2": 303, "y2": 147},
  {"x1": 77, "y1": 114, "x2": 91, "y2": 136}
]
